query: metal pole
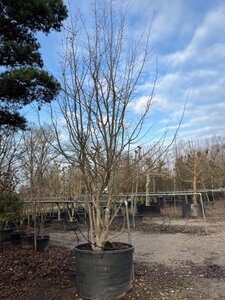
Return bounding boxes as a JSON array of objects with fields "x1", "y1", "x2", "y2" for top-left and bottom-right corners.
[
  {"x1": 173, "y1": 192, "x2": 176, "y2": 215},
  {"x1": 33, "y1": 201, "x2": 37, "y2": 251},
  {"x1": 125, "y1": 200, "x2": 132, "y2": 245},
  {"x1": 199, "y1": 193, "x2": 208, "y2": 235},
  {"x1": 132, "y1": 195, "x2": 135, "y2": 228},
  {"x1": 125, "y1": 200, "x2": 134, "y2": 281}
]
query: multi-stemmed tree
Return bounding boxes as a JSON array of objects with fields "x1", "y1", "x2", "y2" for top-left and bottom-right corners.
[{"x1": 44, "y1": 1, "x2": 156, "y2": 250}]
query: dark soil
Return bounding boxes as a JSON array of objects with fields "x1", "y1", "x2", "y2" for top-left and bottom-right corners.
[
  {"x1": 76, "y1": 241, "x2": 132, "y2": 251},
  {"x1": 1, "y1": 243, "x2": 223, "y2": 300},
  {"x1": 0, "y1": 243, "x2": 75, "y2": 300}
]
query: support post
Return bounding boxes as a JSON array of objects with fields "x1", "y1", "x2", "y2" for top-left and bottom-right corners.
[
  {"x1": 125, "y1": 200, "x2": 131, "y2": 245},
  {"x1": 33, "y1": 201, "x2": 37, "y2": 251},
  {"x1": 199, "y1": 193, "x2": 208, "y2": 235},
  {"x1": 125, "y1": 200, "x2": 134, "y2": 281}
]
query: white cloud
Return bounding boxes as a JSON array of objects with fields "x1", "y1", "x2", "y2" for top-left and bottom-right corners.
[
  {"x1": 36, "y1": 0, "x2": 225, "y2": 142},
  {"x1": 129, "y1": 96, "x2": 153, "y2": 113},
  {"x1": 164, "y1": 4, "x2": 225, "y2": 68}
]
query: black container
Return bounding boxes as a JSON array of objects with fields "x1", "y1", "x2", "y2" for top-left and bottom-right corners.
[
  {"x1": 112, "y1": 214, "x2": 143, "y2": 226},
  {"x1": 74, "y1": 242, "x2": 134, "y2": 300},
  {"x1": 11, "y1": 231, "x2": 25, "y2": 244},
  {"x1": 137, "y1": 203, "x2": 161, "y2": 215},
  {"x1": 36, "y1": 235, "x2": 50, "y2": 251},
  {"x1": 75, "y1": 211, "x2": 88, "y2": 224},
  {"x1": 0, "y1": 228, "x2": 15, "y2": 241},
  {"x1": 182, "y1": 202, "x2": 204, "y2": 218},
  {"x1": 21, "y1": 233, "x2": 34, "y2": 248}
]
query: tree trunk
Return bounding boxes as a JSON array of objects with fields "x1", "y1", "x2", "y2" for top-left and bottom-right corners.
[
  {"x1": 192, "y1": 174, "x2": 197, "y2": 204},
  {"x1": 145, "y1": 171, "x2": 151, "y2": 206}
]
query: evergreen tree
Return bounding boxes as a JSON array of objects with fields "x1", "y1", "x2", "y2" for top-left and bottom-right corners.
[{"x1": 0, "y1": 0, "x2": 68, "y2": 131}]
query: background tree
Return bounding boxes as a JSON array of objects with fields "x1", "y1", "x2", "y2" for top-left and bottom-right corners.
[
  {"x1": 205, "y1": 137, "x2": 225, "y2": 189},
  {"x1": 0, "y1": 128, "x2": 22, "y2": 192},
  {"x1": 175, "y1": 141, "x2": 209, "y2": 203},
  {"x1": 143, "y1": 146, "x2": 172, "y2": 204},
  {"x1": 0, "y1": 0, "x2": 68, "y2": 132},
  {"x1": 20, "y1": 125, "x2": 58, "y2": 198}
]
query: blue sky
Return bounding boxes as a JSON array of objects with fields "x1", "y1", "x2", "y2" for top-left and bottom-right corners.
[{"x1": 35, "y1": 0, "x2": 225, "y2": 143}]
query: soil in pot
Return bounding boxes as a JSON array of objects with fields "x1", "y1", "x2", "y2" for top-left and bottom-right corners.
[
  {"x1": 74, "y1": 242, "x2": 134, "y2": 300},
  {"x1": 36, "y1": 235, "x2": 50, "y2": 251}
]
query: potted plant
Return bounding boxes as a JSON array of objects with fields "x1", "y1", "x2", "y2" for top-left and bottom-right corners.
[
  {"x1": 36, "y1": 234, "x2": 50, "y2": 251},
  {"x1": 22, "y1": 203, "x2": 50, "y2": 251},
  {"x1": 10, "y1": 215, "x2": 26, "y2": 245},
  {"x1": 63, "y1": 202, "x2": 77, "y2": 231},
  {"x1": 52, "y1": 203, "x2": 65, "y2": 230},
  {"x1": 34, "y1": 205, "x2": 50, "y2": 251},
  {"x1": 175, "y1": 142, "x2": 208, "y2": 217},
  {"x1": 44, "y1": 1, "x2": 157, "y2": 299},
  {"x1": 0, "y1": 192, "x2": 24, "y2": 242}
]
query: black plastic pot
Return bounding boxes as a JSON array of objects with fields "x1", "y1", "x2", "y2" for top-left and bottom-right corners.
[
  {"x1": 0, "y1": 228, "x2": 15, "y2": 241},
  {"x1": 11, "y1": 231, "x2": 25, "y2": 244},
  {"x1": 21, "y1": 233, "x2": 34, "y2": 248},
  {"x1": 137, "y1": 203, "x2": 161, "y2": 215},
  {"x1": 112, "y1": 214, "x2": 143, "y2": 226},
  {"x1": 182, "y1": 202, "x2": 204, "y2": 218},
  {"x1": 74, "y1": 242, "x2": 134, "y2": 300},
  {"x1": 36, "y1": 235, "x2": 50, "y2": 251},
  {"x1": 75, "y1": 211, "x2": 88, "y2": 224}
]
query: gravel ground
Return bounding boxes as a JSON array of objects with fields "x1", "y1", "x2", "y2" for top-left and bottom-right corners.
[{"x1": 50, "y1": 207, "x2": 225, "y2": 268}]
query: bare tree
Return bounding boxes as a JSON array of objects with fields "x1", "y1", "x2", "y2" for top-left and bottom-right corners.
[
  {"x1": 175, "y1": 140, "x2": 209, "y2": 203},
  {"x1": 0, "y1": 129, "x2": 22, "y2": 192},
  {"x1": 205, "y1": 136, "x2": 225, "y2": 189},
  {"x1": 142, "y1": 145, "x2": 173, "y2": 204},
  {"x1": 20, "y1": 124, "x2": 58, "y2": 198},
  {"x1": 44, "y1": 1, "x2": 157, "y2": 250}
]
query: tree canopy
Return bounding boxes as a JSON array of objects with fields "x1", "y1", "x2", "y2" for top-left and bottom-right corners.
[{"x1": 0, "y1": 0, "x2": 68, "y2": 132}]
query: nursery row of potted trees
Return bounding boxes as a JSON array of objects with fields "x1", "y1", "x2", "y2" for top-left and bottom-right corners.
[{"x1": 0, "y1": 192, "x2": 50, "y2": 251}]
